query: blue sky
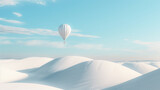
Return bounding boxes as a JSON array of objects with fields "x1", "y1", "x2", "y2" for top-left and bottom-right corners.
[{"x1": 0, "y1": 0, "x2": 160, "y2": 61}]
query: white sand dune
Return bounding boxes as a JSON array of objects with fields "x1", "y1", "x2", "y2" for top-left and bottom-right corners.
[
  {"x1": 32, "y1": 59, "x2": 141, "y2": 90},
  {"x1": 105, "y1": 68, "x2": 160, "y2": 90},
  {"x1": 33, "y1": 56, "x2": 93, "y2": 78},
  {"x1": 2, "y1": 56, "x2": 159, "y2": 90},
  {"x1": 149, "y1": 62, "x2": 160, "y2": 68},
  {"x1": 0, "y1": 57, "x2": 53, "y2": 70},
  {"x1": 123, "y1": 62, "x2": 157, "y2": 74},
  {"x1": 0, "y1": 67, "x2": 28, "y2": 83},
  {"x1": 0, "y1": 83, "x2": 62, "y2": 90}
]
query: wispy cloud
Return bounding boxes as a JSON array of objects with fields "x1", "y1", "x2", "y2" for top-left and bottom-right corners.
[
  {"x1": 70, "y1": 29, "x2": 100, "y2": 38},
  {"x1": 0, "y1": 0, "x2": 56, "y2": 6},
  {"x1": 13, "y1": 12, "x2": 22, "y2": 17},
  {"x1": 52, "y1": 0, "x2": 56, "y2": 2},
  {"x1": 127, "y1": 40, "x2": 160, "y2": 60},
  {"x1": 0, "y1": 36, "x2": 10, "y2": 40},
  {"x1": 0, "y1": 24, "x2": 58, "y2": 35},
  {"x1": 0, "y1": 24, "x2": 99, "y2": 38},
  {"x1": 133, "y1": 40, "x2": 160, "y2": 52},
  {"x1": 73, "y1": 43, "x2": 109, "y2": 50},
  {"x1": 0, "y1": 40, "x2": 12, "y2": 45},
  {"x1": 0, "y1": 18, "x2": 23, "y2": 24},
  {"x1": 0, "y1": 36, "x2": 41, "y2": 40},
  {"x1": 0, "y1": 36, "x2": 105, "y2": 50},
  {"x1": 17, "y1": 40, "x2": 108, "y2": 50},
  {"x1": 18, "y1": 40, "x2": 64, "y2": 48},
  {"x1": 27, "y1": 0, "x2": 46, "y2": 5},
  {"x1": 0, "y1": 0, "x2": 18, "y2": 6},
  {"x1": 36, "y1": 1, "x2": 46, "y2": 5},
  {"x1": 71, "y1": 33, "x2": 100, "y2": 38}
]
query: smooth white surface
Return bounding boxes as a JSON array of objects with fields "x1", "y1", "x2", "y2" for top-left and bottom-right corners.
[
  {"x1": 149, "y1": 62, "x2": 160, "y2": 68},
  {"x1": 58, "y1": 24, "x2": 71, "y2": 40},
  {"x1": 38, "y1": 60, "x2": 141, "y2": 90},
  {"x1": 0, "y1": 83, "x2": 62, "y2": 90},
  {"x1": 123, "y1": 62, "x2": 157, "y2": 74},
  {"x1": 0, "y1": 56, "x2": 159, "y2": 90},
  {"x1": 0, "y1": 67, "x2": 28, "y2": 83},
  {"x1": 35, "y1": 56, "x2": 92, "y2": 75},
  {"x1": 105, "y1": 68, "x2": 160, "y2": 90},
  {"x1": 0, "y1": 57, "x2": 53, "y2": 70}
]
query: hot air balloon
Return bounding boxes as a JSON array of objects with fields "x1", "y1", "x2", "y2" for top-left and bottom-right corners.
[{"x1": 58, "y1": 24, "x2": 71, "y2": 43}]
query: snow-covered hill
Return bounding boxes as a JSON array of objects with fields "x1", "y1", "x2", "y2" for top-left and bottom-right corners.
[
  {"x1": 0, "y1": 83, "x2": 61, "y2": 90},
  {"x1": 0, "y1": 67, "x2": 28, "y2": 83},
  {"x1": 123, "y1": 62, "x2": 157, "y2": 74},
  {"x1": 0, "y1": 56, "x2": 159, "y2": 90},
  {"x1": 22, "y1": 57, "x2": 141, "y2": 90},
  {"x1": 105, "y1": 68, "x2": 160, "y2": 90},
  {"x1": 0, "y1": 57, "x2": 53, "y2": 70},
  {"x1": 34, "y1": 56, "x2": 93, "y2": 78},
  {"x1": 149, "y1": 62, "x2": 160, "y2": 68}
]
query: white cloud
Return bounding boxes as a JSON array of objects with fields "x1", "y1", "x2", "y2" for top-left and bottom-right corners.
[
  {"x1": 126, "y1": 40, "x2": 160, "y2": 60},
  {"x1": 0, "y1": 0, "x2": 56, "y2": 6},
  {"x1": 0, "y1": 0, "x2": 18, "y2": 6},
  {"x1": 52, "y1": 0, "x2": 56, "y2": 2},
  {"x1": 0, "y1": 36, "x2": 9, "y2": 40},
  {"x1": 0, "y1": 24, "x2": 58, "y2": 35},
  {"x1": 133, "y1": 40, "x2": 151, "y2": 45},
  {"x1": 0, "y1": 40, "x2": 12, "y2": 44},
  {"x1": 26, "y1": 0, "x2": 46, "y2": 5},
  {"x1": 17, "y1": 40, "x2": 108, "y2": 50},
  {"x1": 36, "y1": 1, "x2": 46, "y2": 5},
  {"x1": 73, "y1": 43, "x2": 109, "y2": 50},
  {"x1": 133, "y1": 40, "x2": 160, "y2": 52},
  {"x1": 0, "y1": 36, "x2": 40, "y2": 40},
  {"x1": 71, "y1": 33, "x2": 100, "y2": 38},
  {"x1": 0, "y1": 24, "x2": 99, "y2": 38},
  {"x1": 18, "y1": 40, "x2": 64, "y2": 48},
  {"x1": 0, "y1": 18, "x2": 23, "y2": 24},
  {"x1": 13, "y1": 12, "x2": 22, "y2": 17}
]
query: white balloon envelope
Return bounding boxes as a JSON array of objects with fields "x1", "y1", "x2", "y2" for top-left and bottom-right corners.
[{"x1": 58, "y1": 24, "x2": 71, "y2": 40}]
